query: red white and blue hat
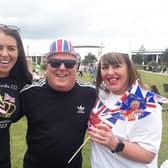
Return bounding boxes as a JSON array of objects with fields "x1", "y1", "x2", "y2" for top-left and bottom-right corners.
[{"x1": 47, "y1": 38, "x2": 77, "y2": 57}]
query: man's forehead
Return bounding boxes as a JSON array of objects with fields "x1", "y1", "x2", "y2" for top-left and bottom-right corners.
[{"x1": 49, "y1": 53, "x2": 77, "y2": 60}]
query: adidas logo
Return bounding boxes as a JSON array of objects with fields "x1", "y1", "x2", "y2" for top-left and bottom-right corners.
[{"x1": 77, "y1": 105, "x2": 85, "y2": 114}]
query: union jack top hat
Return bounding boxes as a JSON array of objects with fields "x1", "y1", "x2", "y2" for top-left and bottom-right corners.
[{"x1": 47, "y1": 38, "x2": 77, "y2": 57}]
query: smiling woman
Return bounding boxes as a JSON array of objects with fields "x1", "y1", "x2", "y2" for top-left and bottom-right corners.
[
  {"x1": 88, "y1": 52, "x2": 163, "y2": 168},
  {"x1": 0, "y1": 24, "x2": 32, "y2": 168},
  {"x1": 0, "y1": 28, "x2": 18, "y2": 77}
]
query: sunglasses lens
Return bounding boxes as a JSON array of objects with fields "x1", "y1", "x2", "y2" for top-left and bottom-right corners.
[
  {"x1": 64, "y1": 60, "x2": 76, "y2": 68},
  {"x1": 49, "y1": 59, "x2": 61, "y2": 68},
  {"x1": 49, "y1": 59, "x2": 76, "y2": 69}
]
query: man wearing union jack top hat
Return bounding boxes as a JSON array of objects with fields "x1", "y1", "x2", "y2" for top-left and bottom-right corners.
[
  {"x1": 88, "y1": 52, "x2": 163, "y2": 168},
  {"x1": 20, "y1": 38, "x2": 96, "y2": 168}
]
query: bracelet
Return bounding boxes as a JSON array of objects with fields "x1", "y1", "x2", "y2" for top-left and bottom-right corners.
[{"x1": 111, "y1": 138, "x2": 125, "y2": 153}]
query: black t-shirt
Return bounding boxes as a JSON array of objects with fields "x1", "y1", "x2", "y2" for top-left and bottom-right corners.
[
  {"x1": 20, "y1": 79, "x2": 96, "y2": 168},
  {"x1": 0, "y1": 77, "x2": 20, "y2": 168}
]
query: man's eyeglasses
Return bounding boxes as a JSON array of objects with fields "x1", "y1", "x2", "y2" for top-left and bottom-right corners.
[
  {"x1": 0, "y1": 24, "x2": 20, "y2": 32},
  {"x1": 48, "y1": 59, "x2": 77, "y2": 69}
]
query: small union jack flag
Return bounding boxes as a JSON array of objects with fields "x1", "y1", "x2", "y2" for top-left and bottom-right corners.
[
  {"x1": 4, "y1": 93, "x2": 15, "y2": 103},
  {"x1": 89, "y1": 99, "x2": 120, "y2": 127}
]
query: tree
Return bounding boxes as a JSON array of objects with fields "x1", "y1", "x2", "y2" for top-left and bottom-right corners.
[{"x1": 82, "y1": 52, "x2": 97, "y2": 65}]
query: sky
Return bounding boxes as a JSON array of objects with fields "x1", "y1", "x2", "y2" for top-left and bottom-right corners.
[{"x1": 1, "y1": 0, "x2": 168, "y2": 58}]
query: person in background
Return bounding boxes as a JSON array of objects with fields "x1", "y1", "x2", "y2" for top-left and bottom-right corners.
[
  {"x1": 150, "y1": 85, "x2": 160, "y2": 95},
  {"x1": 88, "y1": 52, "x2": 162, "y2": 168},
  {"x1": 0, "y1": 24, "x2": 32, "y2": 168},
  {"x1": 20, "y1": 38, "x2": 96, "y2": 168},
  {"x1": 32, "y1": 68, "x2": 40, "y2": 81},
  {"x1": 78, "y1": 63, "x2": 84, "y2": 77}
]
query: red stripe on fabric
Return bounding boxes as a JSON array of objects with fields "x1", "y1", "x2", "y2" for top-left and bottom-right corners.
[
  {"x1": 96, "y1": 105, "x2": 106, "y2": 115},
  {"x1": 57, "y1": 39, "x2": 62, "y2": 52},
  {"x1": 110, "y1": 108, "x2": 120, "y2": 113},
  {"x1": 146, "y1": 103, "x2": 156, "y2": 108},
  {"x1": 121, "y1": 93, "x2": 128, "y2": 101}
]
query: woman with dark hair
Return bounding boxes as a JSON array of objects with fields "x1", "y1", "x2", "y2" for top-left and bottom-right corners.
[
  {"x1": 150, "y1": 85, "x2": 160, "y2": 95},
  {"x1": 0, "y1": 24, "x2": 32, "y2": 168},
  {"x1": 89, "y1": 52, "x2": 162, "y2": 168}
]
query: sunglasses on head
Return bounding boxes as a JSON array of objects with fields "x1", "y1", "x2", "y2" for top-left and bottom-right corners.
[
  {"x1": 0, "y1": 24, "x2": 20, "y2": 32},
  {"x1": 48, "y1": 59, "x2": 77, "y2": 69}
]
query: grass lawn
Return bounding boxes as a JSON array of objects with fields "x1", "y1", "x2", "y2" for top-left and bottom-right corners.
[{"x1": 10, "y1": 71, "x2": 168, "y2": 167}]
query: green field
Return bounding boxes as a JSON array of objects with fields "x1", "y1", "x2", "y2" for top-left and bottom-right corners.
[{"x1": 10, "y1": 71, "x2": 168, "y2": 167}]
